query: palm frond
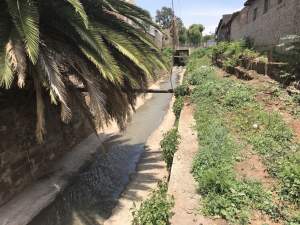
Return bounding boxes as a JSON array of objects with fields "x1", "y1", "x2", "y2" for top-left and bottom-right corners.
[
  {"x1": 36, "y1": 45, "x2": 72, "y2": 123},
  {"x1": 6, "y1": 0, "x2": 40, "y2": 63},
  {"x1": 66, "y1": 0, "x2": 89, "y2": 28},
  {"x1": 6, "y1": 37, "x2": 27, "y2": 88}
]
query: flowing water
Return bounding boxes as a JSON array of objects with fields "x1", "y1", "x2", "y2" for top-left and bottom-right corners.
[{"x1": 28, "y1": 70, "x2": 180, "y2": 225}]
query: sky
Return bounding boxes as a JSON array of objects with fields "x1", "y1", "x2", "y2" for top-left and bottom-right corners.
[{"x1": 136, "y1": 0, "x2": 245, "y2": 34}]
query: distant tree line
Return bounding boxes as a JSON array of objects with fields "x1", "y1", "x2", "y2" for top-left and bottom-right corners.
[{"x1": 155, "y1": 7, "x2": 215, "y2": 47}]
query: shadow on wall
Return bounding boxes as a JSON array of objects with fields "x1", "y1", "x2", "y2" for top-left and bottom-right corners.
[{"x1": 0, "y1": 88, "x2": 92, "y2": 206}]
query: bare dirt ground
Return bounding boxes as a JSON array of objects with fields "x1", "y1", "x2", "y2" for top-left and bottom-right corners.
[
  {"x1": 235, "y1": 147, "x2": 276, "y2": 189},
  {"x1": 216, "y1": 67, "x2": 300, "y2": 140},
  {"x1": 215, "y1": 67, "x2": 298, "y2": 225},
  {"x1": 168, "y1": 104, "x2": 226, "y2": 225}
]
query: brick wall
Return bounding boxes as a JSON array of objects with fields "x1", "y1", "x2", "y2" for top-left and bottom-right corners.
[
  {"x1": 0, "y1": 89, "x2": 92, "y2": 206},
  {"x1": 231, "y1": 0, "x2": 300, "y2": 48}
]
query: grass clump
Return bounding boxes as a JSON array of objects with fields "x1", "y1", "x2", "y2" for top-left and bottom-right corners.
[
  {"x1": 131, "y1": 181, "x2": 174, "y2": 225},
  {"x1": 160, "y1": 128, "x2": 180, "y2": 171}
]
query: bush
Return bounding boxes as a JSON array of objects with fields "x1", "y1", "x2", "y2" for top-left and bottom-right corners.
[
  {"x1": 212, "y1": 41, "x2": 268, "y2": 69},
  {"x1": 276, "y1": 35, "x2": 300, "y2": 82},
  {"x1": 173, "y1": 97, "x2": 184, "y2": 120},
  {"x1": 174, "y1": 84, "x2": 190, "y2": 97},
  {"x1": 160, "y1": 128, "x2": 180, "y2": 171},
  {"x1": 131, "y1": 181, "x2": 174, "y2": 225}
]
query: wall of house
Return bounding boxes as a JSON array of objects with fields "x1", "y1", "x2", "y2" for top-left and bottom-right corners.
[
  {"x1": 231, "y1": 0, "x2": 300, "y2": 48},
  {"x1": 0, "y1": 89, "x2": 92, "y2": 206}
]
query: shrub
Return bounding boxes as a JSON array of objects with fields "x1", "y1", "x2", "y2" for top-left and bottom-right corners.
[
  {"x1": 174, "y1": 84, "x2": 190, "y2": 97},
  {"x1": 131, "y1": 181, "x2": 174, "y2": 225},
  {"x1": 212, "y1": 41, "x2": 268, "y2": 70},
  {"x1": 173, "y1": 97, "x2": 184, "y2": 120},
  {"x1": 160, "y1": 128, "x2": 180, "y2": 171},
  {"x1": 276, "y1": 35, "x2": 300, "y2": 82}
]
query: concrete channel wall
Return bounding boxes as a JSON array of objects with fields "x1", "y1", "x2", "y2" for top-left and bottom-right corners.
[{"x1": 0, "y1": 72, "x2": 176, "y2": 225}]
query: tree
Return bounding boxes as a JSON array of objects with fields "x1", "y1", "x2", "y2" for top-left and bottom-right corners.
[
  {"x1": 203, "y1": 34, "x2": 215, "y2": 43},
  {"x1": 155, "y1": 7, "x2": 173, "y2": 29},
  {"x1": 0, "y1": 0, "x2": 167, "y2": 142},
  {"x1": 187, "y1": 24, "x2": 205, "y2": 46},
  {"x1": 176, "y1": 18, "x2": 187, "y2": 45}
]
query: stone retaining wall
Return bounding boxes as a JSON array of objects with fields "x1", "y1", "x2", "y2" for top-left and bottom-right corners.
[{"x1": 0, "y1": 89, "x2": 92, "y2": 206}]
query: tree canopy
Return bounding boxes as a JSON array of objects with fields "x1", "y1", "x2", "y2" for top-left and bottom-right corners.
[
  {"x1": 155, "y1": 7, "x2": 173, "y2": 29},
  {"x1": 0, "y1": 0, "x2": 167, "y2": 142},
  {"x1": 187, "y1": 24, "x2": 205, "y2": 46},
  {"x1": 176, "y1": 18, "x2": 187, "y2": 45}
]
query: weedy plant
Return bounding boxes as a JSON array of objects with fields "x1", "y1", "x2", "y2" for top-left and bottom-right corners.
[
  {"x1": 212, "y1": 41, "x2": 268, "y2": 71},
  {"x1": 174, "y1": 84, "x2": 190, "y2": 98},
  {"x1": 173, "y1": 96, "x2": 184, "y2": 120},
  {"x1": 131, "y1": 181, "x2": 174, "y2": 225},
  {"x1": 188, "y1": 55, "x2": 279, "y2": 224},
  {"x1": 160, "y1": 128, "x2": 180, "y2": 171}
]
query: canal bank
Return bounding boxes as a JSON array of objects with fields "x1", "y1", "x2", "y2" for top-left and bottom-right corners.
[{"x1": 0, "y1": 67, "x2": 184, "y2": 225}]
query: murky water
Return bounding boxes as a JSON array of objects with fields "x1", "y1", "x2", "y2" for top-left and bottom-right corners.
[{"x1": 28, "y1": 70, "x2": 180, "y2": 225}]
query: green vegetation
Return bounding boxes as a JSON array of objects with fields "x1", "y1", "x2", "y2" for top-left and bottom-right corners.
[
  {"x1": 187, "y1": 49, "x2": 300, "y2": 224},
  {"x1": 162, "y1": 47, "x2": 173, "y2": 66},
  {"x1": 160, "y1": 128, "x2": 180, "y2": 171},
  {"x1": 276, "y1": 35, "x2": 300, "y2": 83},
  {"x1": 161, "y1": 93, "x2": 183, "y2": 170},
  {"x1": 0, "y1": 0, "x2": 167, "y2": 142},
  {"x1": 187, "y1": 24, "x2": 205, "y2": 47},
  {"x1": 172, "y1": 96, "x2": 184, "y2": 120},
  {"x1": 132, "y1": 181, "x2": 174, "y2": 225},
  {"x1": 234, "y1": 106, "x2": 300, "y2": 207},
  {"x1": 212, "y1": 41, "x2": 268, "y2": 70},
  {"x1": 174, "y1": 84, "x2": 190, "y2": 98},
  {"x1": 190, "y1": 67, "x2": 278, "y2": 224}
]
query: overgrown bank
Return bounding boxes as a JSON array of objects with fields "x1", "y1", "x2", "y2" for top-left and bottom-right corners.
[
  {"x1": 187, "y1": 49, "x2": 300, "y2": 224},
  {"x1": 131, "y1": 73, "x2": 186, "y2": 225}
]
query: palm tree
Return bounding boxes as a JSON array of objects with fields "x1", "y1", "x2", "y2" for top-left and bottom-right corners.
[{"x1": 0, "y1": 0, "x2": 167, "y2": 142}]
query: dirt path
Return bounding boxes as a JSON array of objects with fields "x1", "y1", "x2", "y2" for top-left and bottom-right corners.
[{"x1": 168, "y1": 104, "x2": 226, "y2": 225}]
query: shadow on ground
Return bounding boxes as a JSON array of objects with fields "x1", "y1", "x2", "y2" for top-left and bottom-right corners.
[{"x1": 28, "y1": 134, "x2": 164, "y2": 225}]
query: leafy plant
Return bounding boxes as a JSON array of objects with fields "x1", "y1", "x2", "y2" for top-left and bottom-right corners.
[
  {"x1": 131, "y1": 181, "x2": 174, "y2": 225},
  {"x1": 212, "y1": 41, "x2": 268, "y2": 71},
  {"x1": 174, "y1": 84, "x2": 190, "y2": 97},
  {"x1": 160, "y1": 128, "x2": 180, "y2": 171},
  {"x1": 173, "y1": 96, "x2": 184, "y2": 120},
  {"x1": 277, "y1": 35, "x2": 300, "y2": 81}
]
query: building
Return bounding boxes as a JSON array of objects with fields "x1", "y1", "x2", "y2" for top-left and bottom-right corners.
[
  {"x1": 216, "y1": 0, "x2": 300, "y2": 49},
  {"x1": 216, "y1": 13, "x2": 239, "y2": 42}
]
